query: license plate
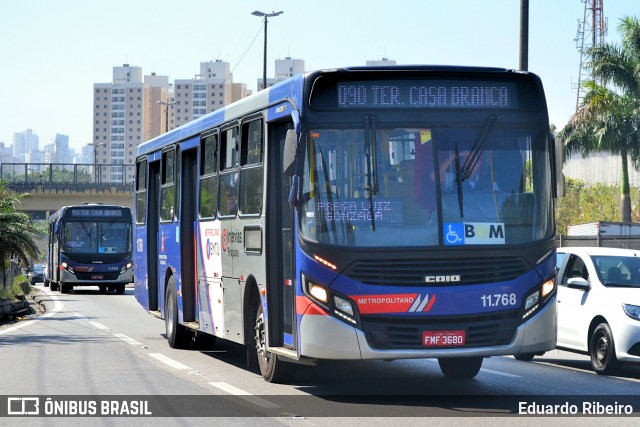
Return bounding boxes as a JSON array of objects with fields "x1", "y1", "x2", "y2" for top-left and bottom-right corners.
[
  {"x1": 91, "y1": 275, "x2": 104, "y2": 280},
  {"x1": 422, "y1": 330, "x2": 466, "y2": 347}
]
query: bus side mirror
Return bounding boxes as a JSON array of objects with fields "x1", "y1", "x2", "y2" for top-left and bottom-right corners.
[{"x1": 283, "y1": 129, "x2": 297, "y2": 176}]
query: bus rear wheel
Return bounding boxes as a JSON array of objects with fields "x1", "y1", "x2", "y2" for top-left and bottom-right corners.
[
  {"x1": 254, "y1": 302, "x2": 295, "y2": 383},
  {"x1": 438, "y1": 357, "x2": 483, "y2": 379},
  {"x1": 165, "y1": 276, "x2": 189, "y2": 349}
]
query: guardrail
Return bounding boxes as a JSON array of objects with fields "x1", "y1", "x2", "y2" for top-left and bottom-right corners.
[{"x1": 0, "y1": 163, "x2": 134, "y2": 193}]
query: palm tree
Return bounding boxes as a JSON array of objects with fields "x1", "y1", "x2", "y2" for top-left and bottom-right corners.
[
  {"x1": 0, "y1": 181, "x2": 40, "y2": 290},
  {"x1": 560, "y1": 16, "x2": 640, "y2": 222}
]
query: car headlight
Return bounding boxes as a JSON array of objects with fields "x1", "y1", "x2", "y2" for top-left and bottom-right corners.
[{"x1": 622, "y1": 304, "x2": 640, "y2": 320}]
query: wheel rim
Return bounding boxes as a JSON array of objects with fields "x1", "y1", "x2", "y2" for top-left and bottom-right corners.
[
  {"x1": 254, "y1": 307, "x2": 270, "y2": 368},
  {"x1": 166, "y1": 291, "x2": 175, "y2": 337},
  {"x1": 592, "y1": 331, "x2": 609, "y2": 368}
]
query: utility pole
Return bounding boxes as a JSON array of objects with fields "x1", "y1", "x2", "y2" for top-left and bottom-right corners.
[
  {"x1": 519, "y1": 0, "x2": 529, "y2": 71},
  {"x1": 575, "y1": 0, "x2": 607, "y2": 111}
]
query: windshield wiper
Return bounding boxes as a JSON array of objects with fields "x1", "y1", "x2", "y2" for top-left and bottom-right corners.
[
  {"x1": 454, "y1": 114, "x2": 499, "y2": 218},
  {"x1": 458, "y1": 114, "x2": 498, "y2": 183},
  {"x1": 365, "y1": 115, "x2": 378, "y2": 231}
]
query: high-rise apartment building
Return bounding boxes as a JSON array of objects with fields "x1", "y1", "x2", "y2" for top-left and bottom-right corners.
[
  {"x1": 93, "y1": 64, "x2": 169, "y2": 183},
  {"x1": 13, "y1": 129, "x2": 39, "y2": 161},
  {"x1": 173, "y1": 60, "x2": 242, "y2": 129},
  {"x1": 257, "y1": 57, "x2": 305, "y2": 91}
]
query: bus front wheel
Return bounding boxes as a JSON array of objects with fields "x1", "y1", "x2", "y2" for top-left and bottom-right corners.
[
  {"x1": 50, "y1": 282, "x2": 59, "y2": 292},
  {"x1": 254, "y1": 302, "x2": 295, "y2": 383},
  {"x1": 438, "y1": 357, "x2": 483, "y2": 379},
  {"x1": 165, "y1": 276, "x2": 189, "y2": 349}
]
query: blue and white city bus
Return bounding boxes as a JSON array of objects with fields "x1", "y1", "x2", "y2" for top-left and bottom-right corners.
[
  {"x1": 133, "y1": 66, "x2": 561, "y2": 382},
  {"x1": 47, "y1": 204, "x2": 133, "y2": 294}
]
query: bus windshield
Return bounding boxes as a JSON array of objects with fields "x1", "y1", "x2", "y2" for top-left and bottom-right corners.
[
  {"x1": 300, "y1": 123, "x2": 553, "y2": 247},
  {"x1": 62, "y1": 220, "x2": 132, "y2": 254}
]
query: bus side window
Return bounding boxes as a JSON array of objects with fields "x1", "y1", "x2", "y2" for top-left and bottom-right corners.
[
  {"x1": 240, "y1": 119, "x2": 264, "y2": 215},
  {"x1": 219, "y1": 126, "x2": 239, "y2": 217},
  {"x1": 199, "y1": 133, "x2": 219, "y2": 219},
  {"x1": 160, "y1": 148, "x2": 176, "y2": 222},
  {"x1": 136, "y1": 159, "x2": 147, "y2": 224}
]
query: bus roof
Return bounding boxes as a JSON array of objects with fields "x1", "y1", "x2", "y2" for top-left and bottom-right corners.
[{"x1": 136, "y1": 65, "x2": 539, "y2": 157}]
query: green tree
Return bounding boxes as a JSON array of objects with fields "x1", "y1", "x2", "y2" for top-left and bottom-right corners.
[
  {"x1": 0, "y1": 181, "x2": 40, "y2": 289},
  {"x1": 559, "y1": 16, "x2": 640, "y2": 222}
]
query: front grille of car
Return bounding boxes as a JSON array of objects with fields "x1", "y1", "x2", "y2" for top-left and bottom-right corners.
[{"x1": 344, "y1": 256, "x2": 529, "y2": 286}]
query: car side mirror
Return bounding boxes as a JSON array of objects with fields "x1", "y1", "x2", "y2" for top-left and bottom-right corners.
[{"x1": 567, "y1": 277, "x2": 590, "y2": 291}]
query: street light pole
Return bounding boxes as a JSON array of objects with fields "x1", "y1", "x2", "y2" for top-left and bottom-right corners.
[
  {"x1": 157, "y1": 100, "x2": 176, "y2": 133},
  {"x1": 90, "y1": 142, "x2": 106, "y2": 183},
  {"x1": 251, "y1": 10, "x2": 283, "y2": 91}
]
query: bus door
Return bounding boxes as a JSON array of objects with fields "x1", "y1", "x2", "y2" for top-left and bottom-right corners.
[
  {"x1": 266, "y1": 122, "x2": 296, "y2": 351},
  {"x1": 147, "y1": 160, "x2": 160, "y2": 312},
  {"x1": 180, "y1": 148, "x2": 198, "y2": 323}
]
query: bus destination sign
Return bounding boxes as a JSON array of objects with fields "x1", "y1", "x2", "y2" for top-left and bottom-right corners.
[
  {"x1": 337, "y1": 80, "x2": 518, "y2": 109},
  {"x1": 70, "y1": 208, "x2": 123, "y2": 218}
]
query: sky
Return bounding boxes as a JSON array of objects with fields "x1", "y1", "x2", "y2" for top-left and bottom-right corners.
[{"x1": 0, "y1": 0, "x2": 636, "y2": 151}]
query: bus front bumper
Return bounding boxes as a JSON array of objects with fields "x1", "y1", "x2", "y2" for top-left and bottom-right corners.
[
  {"x1": 298, "y1": 295, "x2": 557, "y2": 360},
  {"x1": 59, "y1": 269, "x2": 134, "y2": 285}
]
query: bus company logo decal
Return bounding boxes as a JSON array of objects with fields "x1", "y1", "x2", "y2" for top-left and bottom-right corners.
[
  {"x1": 355, "y1": 293, "x2": 436, "y2": 314},
  {"x1": 425, "y1": 275, "x2": 460, "y2": 284}
]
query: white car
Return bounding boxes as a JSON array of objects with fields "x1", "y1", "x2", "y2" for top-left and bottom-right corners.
[{"x1": 551, "y1": 247, "x2": 640, "y2": 374}]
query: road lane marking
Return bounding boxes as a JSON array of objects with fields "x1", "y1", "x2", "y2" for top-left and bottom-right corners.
[
  {"x1": 113, "y1": 333, "x2": 143, "y2": 346},
  {"x1": 0, "y1": 288, "x2": 63, "y2": 335},
  {"x1": 480, "y1": 368, "x2": 520, "y2": 378},
  {"x1": 149, "y1": 353, "x2": 191, "y2": 370},
  {"x1": 89, "y1": 321, "x2": 111, "y2": 330},
  {"x1": 209, "y1": 382, "x2": 280, "y2": 409}
]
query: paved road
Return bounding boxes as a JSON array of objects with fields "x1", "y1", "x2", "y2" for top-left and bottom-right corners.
[{"x1": 1, "y1": 284, "x2": 639, "y2": 426}]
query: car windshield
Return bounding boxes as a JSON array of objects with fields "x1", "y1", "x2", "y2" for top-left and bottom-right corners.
[
  {"x1": 592, "y1": 255, "x2": 640, "y2": 288},
  {"x1": 33, "y1": 264, "x2": 45, "y2": 273}
]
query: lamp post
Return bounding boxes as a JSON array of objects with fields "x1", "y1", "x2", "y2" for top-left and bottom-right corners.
[
  {"x1": 157, "y1": 100, "x2": 176, "y2": 134},
  {"x1": 251, "y1": 10, "x2": 283, "y2": 91},
  {"x1": 90, "y1": 142, "x2": 107, "y2": 183}
]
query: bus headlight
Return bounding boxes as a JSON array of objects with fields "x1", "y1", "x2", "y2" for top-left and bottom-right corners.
[
  {"x1": 309, "y1": 283, "x2": 329, "y2": 303},
  {"x1": 541, "y1": 278, "x2": 555, "y2": 298},
  {"x1": 524, "y1": 291, "x2": 539, "y2": 311},
  {"x1": 522, "y1": 277, "x2": 555, "y2": 320},
  {"x1": 302, "y1": 274, "x2": 360, "y2": 327},
  {"x1": 334, "y1": 295, "x2": 354, "y2": 316}
]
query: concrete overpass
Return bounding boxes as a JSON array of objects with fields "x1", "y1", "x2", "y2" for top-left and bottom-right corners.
[{"x1": 1, "y1": 163, "x2": 133, "y2": 219}]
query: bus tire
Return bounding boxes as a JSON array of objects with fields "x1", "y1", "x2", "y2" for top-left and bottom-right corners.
[
  {"x1": 50, "y1": 282, "x2": 59, "y2": 292},
  {"x1": 254, "y1": 301, "x2": 295, "y2": 383},
  {"x1": 165, "y1": 276, "x2": 189, "y2": 349},
  {"x1": 60, "y1": 283, "x2": 71, "y2": 294},
  {"x1": 438, "y1": 357, "x2": 483, "y2": 379},
  {"x1": 589, "y1": 322, "x2": 619, "y2": 375},
  {"x1": 115, "y1": 284, "x2": 125, "y2": 295}
]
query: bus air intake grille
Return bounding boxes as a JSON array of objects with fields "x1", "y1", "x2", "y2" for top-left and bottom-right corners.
[
  {"x1": 361, "y1": 312, "x2": 519, "y2": 350},
  {"x1": 344, "y1": 257, "x2": 529, "y2": 286}
]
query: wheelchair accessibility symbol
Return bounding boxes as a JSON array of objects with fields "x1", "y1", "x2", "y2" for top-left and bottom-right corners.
[{"x1": 444, "y1": 223, "x2": 464, "y2": 245}]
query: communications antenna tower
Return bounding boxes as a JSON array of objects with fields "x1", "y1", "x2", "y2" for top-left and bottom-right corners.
[{"x1": 574, "y1": 0, "x2": 608, "y2": 111}]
